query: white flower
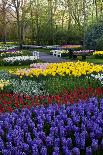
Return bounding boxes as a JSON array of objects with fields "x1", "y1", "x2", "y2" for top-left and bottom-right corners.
[{"x1": 3, "y1": 56, "x2": 38, "y2": 62}]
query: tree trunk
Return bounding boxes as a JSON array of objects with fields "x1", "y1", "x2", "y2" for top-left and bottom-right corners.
[
  {"x1": 2, "y1": 0, "x2": 7, "y2": 44},
  {"x1": 48, "y1": 0, "x2": 53, "y2": 44},
  {"x1": 83, "y1": 0, "x2": 87, "y2": 48}
]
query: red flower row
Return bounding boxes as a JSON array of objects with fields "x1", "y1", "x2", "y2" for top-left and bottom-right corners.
[{"x1": 0, "y1": 86, "x2": 103, "y2": 113}]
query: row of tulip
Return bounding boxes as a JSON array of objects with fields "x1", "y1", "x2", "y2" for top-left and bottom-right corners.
[
  {"x1": 9, "y1": 62, "x2": 103, "y2": 78},
  {"x1": 93, "y1": 51, "x2": 103, "y2": 58},
  {"x1": 0, "y1": 51, "x2": 23, "y2": 58},
  {"x1": 0, "y1": 86, "x2": 103, "y2": 113}
]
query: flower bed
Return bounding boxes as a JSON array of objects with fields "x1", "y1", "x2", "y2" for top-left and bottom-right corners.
[
  {"x1": 0, "y1": 51, "x2": 23, "y2": 58},
  {"x1": 0, "y1": 97, "x2": 103, "y2": 155},
  {"x1": 0, "y1": 86, "x2": 103, "y2": 113},
  {"x1": 2, "y1": 56, "x2": 38, "y2": 66},
  {"x1": 91, "y1": 73, "x2": 103, "y2": 84},
  {"x1": 30, "y1": 63, "x2": 50, "y2": 70},
  {"x1": 0, "y1": 80, "x2": 10, "y2": 90},
  {"x1": 73, "y1": 50, "x2": 94, "y2": 55},
  {"x1": 93, "y1": 51, "x2": 103, "y2": 58},
  {"x1": 0, "y1": 45, "x2": 18, "y2": 52},
  {"x1": 43, "y1": 45, "x2": 60, "y2": 49},
  {"x1": 50, "y1": 50, "x2": 69, "y2": 56},
  {"x1": 9, "y1": 62, "x2": 103, "y2": 78},
  {"x1": 61, "y1": 44, "x2": 82, "y2": 49}
]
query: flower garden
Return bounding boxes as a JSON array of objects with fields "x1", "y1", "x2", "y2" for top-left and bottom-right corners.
[{"x1": 0, "y1": 45, "x2": 103, "y2": 155}]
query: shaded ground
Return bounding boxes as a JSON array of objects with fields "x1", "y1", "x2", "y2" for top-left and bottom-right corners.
[{"x1": 39, "y1": 51, "x2": 72, "y2": 63}]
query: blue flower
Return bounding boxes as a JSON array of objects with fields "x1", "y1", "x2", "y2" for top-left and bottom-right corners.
[
  {"x1": 40, "y1": 146, "x2": 47, "y2": 155},
  {"x1": 86, "y1": 147, "x2": 92, "y2": 155},
  {"x1": 72, "y1": 147, "x2": 80, "y2": 155},
  {"x1": 91, "y1": 139, "x2": 98, "y2": 151}
]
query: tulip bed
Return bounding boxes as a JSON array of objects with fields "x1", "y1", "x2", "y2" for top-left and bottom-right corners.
[
  {"x1": 0, "y1": 86, "x2": 103, "y2": 113},
  {"x1": 93, "y1": 51, "x2": 103, "y2": 59},
  {"x1": 0, "y1": 97, "x2": 103, "y2": 155},
  {"x1": 9, "y1": 61, "x2": 103, "y2": 77},
  {"x1": 0, "y1": 51, "x2": 23, "y2": 58}
]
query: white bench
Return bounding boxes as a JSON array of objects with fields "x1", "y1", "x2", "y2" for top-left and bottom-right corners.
[
  {"x1": 32, "y1": 51, "x2": 39, "y2": 59},
  {"x1": 53, "y1": 50, "x2": 61, "y2": 57}
]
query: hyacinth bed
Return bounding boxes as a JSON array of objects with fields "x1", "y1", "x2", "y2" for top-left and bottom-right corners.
[
  {"x1": 0, "y1": 97, "x2": 103, "y2": 155},
  {"x1": 0, "y1": 45, "x2": 18, "y2": 52},
  {"x1": 1, "y1": 56, "x2": 39, "y2": 66}
]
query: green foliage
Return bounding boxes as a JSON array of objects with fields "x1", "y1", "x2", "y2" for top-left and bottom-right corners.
[{"x1": 85, "y1": 21, "x2": 103, "y2": 50}]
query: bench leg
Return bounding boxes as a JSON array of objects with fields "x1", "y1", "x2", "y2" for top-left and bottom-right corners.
[
  {"x1": 82, "y1": 55, "x2": 86, "y2": 60},
  {"x1": 73, "y1": 55, "x2": 77, "y2": 60}
]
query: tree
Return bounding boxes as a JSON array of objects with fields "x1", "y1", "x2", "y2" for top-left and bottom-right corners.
[{"x1": 0, "y1": 0, "x2": 8, "y2": 43}]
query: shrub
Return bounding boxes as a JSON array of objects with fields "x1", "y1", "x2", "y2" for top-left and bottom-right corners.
[{"x1": 85, "y1": 20, "x2": 103, "y2": 50}]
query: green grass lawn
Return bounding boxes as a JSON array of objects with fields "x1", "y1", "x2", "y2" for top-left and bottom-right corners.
[
  {"x1": 0, "y1": 65, "x2": 29, "y2": 71},
  {"x1": 62, "y1": 55, "x2": 103, "y2": 65},
  {"x1": 77, "y1": 56, "x2": 103, "y2": 64},
  {"x1": 84, "y1": 58, "x2": 103, "y2": 64}
]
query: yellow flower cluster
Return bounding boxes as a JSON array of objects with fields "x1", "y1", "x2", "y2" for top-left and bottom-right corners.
[
  {"x1": 0, "y1": 51, "x2": 23, "y2": 57},
  {"x1": 93, "y1": 51, "x2": 103, "y2": 55},
  {"x1": 0, "y1": 80, "x2": 10, "y2": 90},
  {"x1": 62, "y1": 45, "x2": 82, "y2": 49},
  {"x1": 9, "y1": 61, "x2": 103, "y2": 78}
]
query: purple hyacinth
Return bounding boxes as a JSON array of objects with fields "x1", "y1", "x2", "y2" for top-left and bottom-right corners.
[
  {"x1": 0, "y1": 97, "x2": 103, "y2": 154},
  {"x1": 72, "y1": 147, "x2": 80, "y2": 155},
  {"x1": 86, "y1": 147, "x2": 92, "y2": 155},
  {"x1": 40, "y1": 146, "x2": 47, "y2": 155}
]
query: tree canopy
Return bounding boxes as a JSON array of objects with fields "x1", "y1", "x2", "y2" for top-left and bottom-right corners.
[{"x1": 0, "y1": 0, "x2": 103, "y2": 46}]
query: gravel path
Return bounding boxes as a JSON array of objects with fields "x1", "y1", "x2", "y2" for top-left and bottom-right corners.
[{"x1": 39, "y1": 52, "x2": 73, "y2": 63}]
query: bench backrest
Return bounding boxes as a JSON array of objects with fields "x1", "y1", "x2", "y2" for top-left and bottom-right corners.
[
  {"x1": 53, "y1": 50, "x2": 61, "y2": 57},
  {"x1": 32, "y1": 51, "x2": 39, "y2": 59}
]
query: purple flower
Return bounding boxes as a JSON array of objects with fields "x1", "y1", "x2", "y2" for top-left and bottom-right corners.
[
  {"x1": 0, "y1": 140, "x2": 4, "y2": 150},
  {"x1": 86, "y1": 147, "x2": 92, "y2": 155},
  {"x1": 22, "y1": 143, "x2": 29, "y2": 152},
  {"x1": 91, "y1": 139, "x2": 98, "y2": 151},
  {"x1": 2, "y1": 149, "x2": 10, "y2": 155},
  {"x1": 46, "y1": 136, "x2": 53, "y2": 147},
  {"x1": 62, "y1": 146, "x2": 72, "y2": 155},
  {"x1": 72, "y1": 147, "x2": 80, "y2": 155},
  {"x1": 62, "y1": 137, "x2": 67, "y2": 146},
  {"x1": 54, "y1": 146, "x2": 59, "y2": 153},
  {"x1": 54, "y1": 138, "x2": 60, "y2": 147},
  {"x1": 40, "y1": 146, "x2": 47, "y2": 155},
  {"x1": 52, "y1": 151, "x2": 59, "y2": 155},
  {"x1": 67, "y1": 138, "x2": 72, "y2": 149}
]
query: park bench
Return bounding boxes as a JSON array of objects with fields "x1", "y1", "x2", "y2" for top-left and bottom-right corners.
[
  {"x1": 53, "y1": 50, "x2": 61, "y2": 57},
  {"x1": 32, "y1": 51, "x2": 39, "y2": 59}
]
